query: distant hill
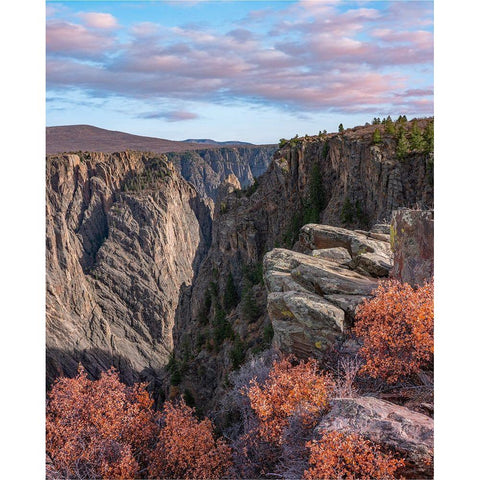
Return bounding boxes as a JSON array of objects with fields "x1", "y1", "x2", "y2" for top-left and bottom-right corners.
[
  {"x1": 46, "y1": 125, "x2": 256, "y2": 155},
  {"x1": 182, "y1": 139, "x2": 253, "y2": 146}
]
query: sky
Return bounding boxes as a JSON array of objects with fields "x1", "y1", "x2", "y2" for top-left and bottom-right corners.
[{"x1": 46, "y1": 0, "x2": 434, "y2": 144}]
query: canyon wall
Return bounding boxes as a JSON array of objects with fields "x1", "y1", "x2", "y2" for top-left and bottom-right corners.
[
  {"x1": 46, "y1": 151, "x2": 211, "y2": 392},
  {"x1": 171, "y1": 120, "x2": 434, "y2": 409},
  {"x1": 165, "y1": 145, "x2": 276, "y2": 200}
]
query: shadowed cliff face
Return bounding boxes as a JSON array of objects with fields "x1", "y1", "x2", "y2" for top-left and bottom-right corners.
[{"x1": 46, "y1": 151, "x2": 211, "y2": 387}]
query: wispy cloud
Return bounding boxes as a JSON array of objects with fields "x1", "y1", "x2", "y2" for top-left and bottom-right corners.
[
  {"x1": 46, "y1": 1, "x2": 433, "y2": 117},
  {"x1": 137, "y1": 110, "x2": 199, "y2": 122}
]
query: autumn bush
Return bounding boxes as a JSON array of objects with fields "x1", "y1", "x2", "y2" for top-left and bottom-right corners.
[
  {"x1": 46, "y1": 366, "x2": 159, "y2": 479},
  {"x1": 246, "y1": 356, "x2": 334, "y2": 444},
  {"x1": 148, "y1": 399, "x2": 232, "y2": 479},
  {"x1": 47, "y1": 367, "x2": 232, "y2": 480},
  {"x1": 304, "y1": 430, "x2": 405, "y2": 480},
  {"x1": 353, "y1": 279, "x2": 434, "y2": 384}
]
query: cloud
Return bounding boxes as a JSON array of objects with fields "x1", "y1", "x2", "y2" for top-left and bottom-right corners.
[
  {"x1": 78, "y1": 12, "x2": 118, "y2": 30},
  {"x1": 46, "y1": 20, "x2": 116, "y2": 58},
  {"x1": 137, "y1": 110, "x2": 199, "y2": 122},
  {"x1": 46, "y1": 1, "x2": 433, "y2": 116}
]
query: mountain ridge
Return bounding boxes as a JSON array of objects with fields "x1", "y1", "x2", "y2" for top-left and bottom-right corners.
[{"x1": 46, "y1": 124, "x2": 272, "y2": 155}]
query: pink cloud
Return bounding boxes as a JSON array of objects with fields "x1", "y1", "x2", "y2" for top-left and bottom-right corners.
[
  {"x1": 46, "y1": 1, "x2": 433, "y2": 117},
  {"x1": 78, "y1": 12, "x2": 118, "y2": 29},
  {"x1": 47, "y1": 20, "x2": 115, "y2": 57}
]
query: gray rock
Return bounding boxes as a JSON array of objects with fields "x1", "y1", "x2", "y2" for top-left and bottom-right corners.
[
  {"x1": 311, "y1": 247, "x2": 351, "y2": 265},
  {"x1": 315, "y1": 397, "x2": 434, "y2": 478}
]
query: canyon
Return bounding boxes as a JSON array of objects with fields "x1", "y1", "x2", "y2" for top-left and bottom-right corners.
[{"x1": 46, "y1": 119, "x2": 433, "y2": 400}]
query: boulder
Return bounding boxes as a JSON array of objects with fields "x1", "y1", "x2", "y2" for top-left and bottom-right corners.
[
  {"x1": 298, "y1": 224, "x2": 392, "y2": 278},
  {"x1": 263, "y1": 248, "x2": 379, "y2": 358},
  {"x1": 315, "y1": 397, "x2": 434, "y2": 478},
  {"x1": 311, "y1": 247, "x2": 351, "y2": 265}
]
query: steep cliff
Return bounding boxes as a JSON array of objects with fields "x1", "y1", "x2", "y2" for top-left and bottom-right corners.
[
  {"x1": 46, "y1": 151, "x2": 211, "y2": 391},
  {"x1": 165, "y1": 145, "x2": 276, "y2": 200},
  {"x1": 170, "y1": 119, "x2": 433, "y2": 409}
]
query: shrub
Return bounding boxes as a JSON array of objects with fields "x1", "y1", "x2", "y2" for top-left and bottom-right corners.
[
  {"x1": 247, "y1": 357, "x2": 334, "y2": 444},
  {"x1": 353, "y1": 279, "x2": 434, "y2": 383},
  {"x1": 46, "y1": 366, "x2": 159, "y2": 479},
  {"x1": 304, "y1": 431, "x2": 405, "y2": 480},
  {"x1": 148, "y1": 400, "x2": 233, "y2": 479}
]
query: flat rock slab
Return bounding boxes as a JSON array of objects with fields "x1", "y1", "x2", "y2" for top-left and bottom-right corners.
[{"x1": 298, "y1": 224, "x2": 392, "y2": 278}]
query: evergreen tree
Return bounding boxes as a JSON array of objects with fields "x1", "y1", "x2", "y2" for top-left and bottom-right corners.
[
  {"x1": 372, "y1": 128, "x2": 382, "y2": 145},
  {"x1": 224, "y1": 272, "x2": 239, "y2": 312},
  {"x1": 340, "y1": 197, "x2": 355, "y2": 224},
  {"x1": 338, "y1": 123, "x2": 344, "y2": 133},
  {"x1": 385, "y1": 116, "x2": 395, "y2": 135},
  {"x1": 241, "y1": 282, "x2": 260, "y2": 322},
  {"x1": 396, "y1": 129, "x2": 410, "y2": 160},
  {"x1": 409, "y1": 120, "x2": 426, "y2": 151},
  {"x1": 423, "y1": 119, "x2": 434, "y2": 153}
]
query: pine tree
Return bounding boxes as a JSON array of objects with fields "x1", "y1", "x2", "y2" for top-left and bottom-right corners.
[
  {"x1": 423, "y1": 119, "x2": 434, "y2": 153},
  {"x1": 338, "y1": 123, "x2": 344, "y2": 133},
  {"x1": 372, "y1": 128, "x2": 382, "y2": 145},
  {"x1": 224, "y1": 272, "x2": 239, "y2": 312},
  {"x1": 396, "y1": 128, "x2": 410, "y2": 160},
  {"x1": 385, "y1": 116, "x2": 395, "y2": 135},
  {"x1": 409, "y1": 120, "x2": 426, "y2": 151}
]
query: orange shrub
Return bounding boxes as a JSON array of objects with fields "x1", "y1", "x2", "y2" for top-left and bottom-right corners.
[
  {"x1": 148, "y1": 399, "x2": 233, "y2": 479},
  {"x1": 247, "y1": 356, "x2": 334, "y2": 444},
  {"x1": 46, "y1": 366, "x2": 159, "y2": 479},
  {"x1": 353, "y1": 279, "x2": 434, "y2": 383},
  {"x1": 304, "y1": 431, "x2": 405, "y2": 480}
]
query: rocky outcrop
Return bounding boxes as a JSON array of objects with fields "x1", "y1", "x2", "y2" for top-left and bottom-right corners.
[
  {"x1": 315, "y1": 397, "x2": 434, "y2": 478},
  {"x1": 170, "y1": 120, "x2": 432, "y2": 408},
  {"x1": 391, "y1": 209, "x2": 434, "y2": 286},
  {"x1": 46, "y1": 151, "x2": 211, "y2": 389},
  {"x1": 297, "y1": 224, "x2": 393, "y2": 278},
  {"x1": 165, "y1": 145, "x2": 275, "y2": 201}
]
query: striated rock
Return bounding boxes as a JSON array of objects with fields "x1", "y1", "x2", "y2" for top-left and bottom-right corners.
[
  {"x1": 263, "y1": 248, "x2": 379, "y2": 357},
  {"x1": 315, "y1": 397, "x2": 434, "y2": 478},
  {"x1": 267, "y1": 291, "x2": 345, "y2": 358},
  {"x1": 46, "y1": 152, "x2": 211, "y2": 389},
  {"x1": 165, "y1": 146, "x2": 275, "y2": 201},
  {"x1": 298, "y1": 224, "x2": 392, "y2": 278},
  {"x1": 391, "y1": 209, "x2": 434, "y2": 286},
  {"x1": 311, "y1": 247, "x2": 351, "y2": 265}
]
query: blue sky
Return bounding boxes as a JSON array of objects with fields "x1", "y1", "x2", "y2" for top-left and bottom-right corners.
[{"x1": 46, "y1": 1, "x2": 433, "y2": 143}]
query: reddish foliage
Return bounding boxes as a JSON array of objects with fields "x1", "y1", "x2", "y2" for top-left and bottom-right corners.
[
  {"x1": 247, "y1": 356, "x2": 334, "y2": 444},
  {"x1": 46, "y1": 366, "x2": 159, "y2": 479},
  {"x1": 148, "y1": 399, "x2": 232, "y2": 479},
  {"x1": 304, "y1": 430, "x2": 405, "y2": 480},
  {"x1": 353, "y1": 279, "x2": 434, "y2": 384}
]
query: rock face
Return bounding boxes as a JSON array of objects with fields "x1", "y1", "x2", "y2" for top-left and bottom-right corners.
[
  {"x1": 391, "y1": 209, "x2": 434, "y2": 286},
  {"x1": 46, "y1": 151, "x2": 211, "y2": 389},
  {"x1": 170, "y1": 120, "x2": 432, "y2": 408},
  {"x1": 165, "y1": 145, "x2": 276, "y2": 201},
  {"x1": 263, "y1": 224, "x2": 389, "y2": 359},
  {"x1": 315, "y1": 397, "x2": 434, "y2": 478}
]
